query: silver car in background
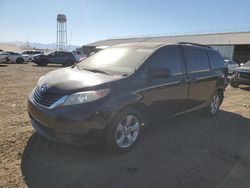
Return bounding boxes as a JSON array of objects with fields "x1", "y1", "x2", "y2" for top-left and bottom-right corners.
[
  {"x1": 22, "y1": 50, "x2": 44, "y2": 62},
  {"x1": 224, "y1": 59, "x2": 239, "y2": 74},
  {"x1": 0, "y1": 51, "x2": 28, "y2": 64}
]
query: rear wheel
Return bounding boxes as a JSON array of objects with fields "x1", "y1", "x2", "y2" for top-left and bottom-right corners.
[
  {"x1": 16, "y1": 58, "x2": 24, "y2": 64},
  {"x1": 105, "y1": 107, "x2": 143, "y2": 153},
  {"x1": 205, "y1": 91, "x2": 221, "y2": 116}
]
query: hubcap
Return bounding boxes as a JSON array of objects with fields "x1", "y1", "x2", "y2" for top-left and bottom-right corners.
[
  {"x1": 115, "y1": 115, "x2": 140, "y2": 148},
  {"x1": 211, "y1": 94, "x2": 220, "y2": 114}
]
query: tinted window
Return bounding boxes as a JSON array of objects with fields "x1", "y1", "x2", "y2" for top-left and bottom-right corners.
[
  {"x1": 207, "y1": 50, "x2": 225, "y2": 70},
  {"x1": 184, "y1": 47, "x2": 210, "y2": 73},
  {"x1": 64, "y1": 52, "x2": 72, "y2": 57},
  {"x1": 56, "y1": 52, "x2": 63, "y2": 56},
  {"x1": 150, "y1": 46, "x2": 182, "y2": 75}
]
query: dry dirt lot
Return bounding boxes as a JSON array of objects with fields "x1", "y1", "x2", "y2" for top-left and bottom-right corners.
[{"x1": 0, "y1": 63, "x2": 250, "y2": 188}]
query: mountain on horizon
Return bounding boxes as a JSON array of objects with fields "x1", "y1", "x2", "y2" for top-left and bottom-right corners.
[{"x1": 2, "y1": 41, "x2": 81, "y2": 51}]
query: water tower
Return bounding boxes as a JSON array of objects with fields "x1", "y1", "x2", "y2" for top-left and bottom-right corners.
[{"x1": 56, "y1": 14, "x2": 67, "y2": 51}]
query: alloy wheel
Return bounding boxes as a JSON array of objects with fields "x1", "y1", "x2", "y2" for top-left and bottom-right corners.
[
  {"x1": 211, "y1": 94, "x2": 220, "y2": 114},
  {"x1": 115, "y1": 115, "x2": 140, "y2": 148}
]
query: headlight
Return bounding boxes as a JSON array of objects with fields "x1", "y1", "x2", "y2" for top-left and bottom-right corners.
[{"x1": 63, "y1": 89, "x2": 110, "y2": 106}]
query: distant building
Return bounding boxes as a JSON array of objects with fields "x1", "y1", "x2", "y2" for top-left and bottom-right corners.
[{"x1": 82, "y1": 31, "x2": 250, "y2": 63}]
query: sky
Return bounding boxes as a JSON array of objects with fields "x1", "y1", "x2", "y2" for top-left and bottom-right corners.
[{"x1": 0, "y1": 0, "x2": 250, "y2": 46}]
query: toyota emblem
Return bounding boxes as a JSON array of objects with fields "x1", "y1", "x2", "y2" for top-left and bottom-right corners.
[{"x1": 41, "y1": 84, "x2": 49, "y2": 92}]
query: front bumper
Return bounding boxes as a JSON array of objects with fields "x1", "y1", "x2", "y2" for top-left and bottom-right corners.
[{"x1": 28, "y1": 91, "x2": 111, "y2": 144}]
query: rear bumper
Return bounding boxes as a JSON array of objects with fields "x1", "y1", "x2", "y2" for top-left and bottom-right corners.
[
  {"x1": 237, "y1": 78, "x2": 250, "y2": 85},
  {"x1": 28, "y1": 90, "x2": 111, "y2": 144},
  {"x1": 235, "y1": 72, "x2": 250, "y2": 85}
]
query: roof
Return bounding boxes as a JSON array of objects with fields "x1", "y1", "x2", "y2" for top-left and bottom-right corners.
[
  {"x1": 87, "y1": 31, "x2": 250, "y2": 47},
  {"x1": 114, "y1": 42, "x2": 166, "y2": 49}
]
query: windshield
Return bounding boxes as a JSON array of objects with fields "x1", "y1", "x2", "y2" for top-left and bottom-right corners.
[
  {"x1": 77, "y1": 47, "x2": 154, "y2": 75},
  {"x1": 45, "y1": 51, "x2": 54, "y2": 55},
  {"x1": 0, "y1": 51, "x2": 9, "y2": 55}
]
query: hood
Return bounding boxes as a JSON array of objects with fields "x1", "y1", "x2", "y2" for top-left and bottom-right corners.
[{"x1": 38, "y1": 67, "x2": 122, "y2": 94}]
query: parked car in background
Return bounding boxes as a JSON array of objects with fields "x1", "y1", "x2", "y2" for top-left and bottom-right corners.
[
  {"x1": 224, "y1": 59, "x2": 239, "y2": 74},
  {"x1": 28, "y1": 42, "x2": 228, "y2": 153},
  {"x1": 22, "y1": 50, "x2": 44, "y2": 62},
  {"x1": 32, "y1": 51, "x2": 76, "y2": 66},
  {"x1": 230, "y1": 60, "x2": 250, "y2": 87},
  {"x1": 0, "y1": 51, "x2": 27, "y2": 64},
  {"x1": 72, "y1": 50, "x2": 87, "y2": 62}
]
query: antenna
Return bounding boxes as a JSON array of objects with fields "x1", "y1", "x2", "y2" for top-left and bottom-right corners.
[{"x1": 69, "y1": 29, "x2": 73, "y2": 51}]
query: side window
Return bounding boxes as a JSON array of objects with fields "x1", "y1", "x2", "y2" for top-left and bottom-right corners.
[
  {"x1": 56, "y1": 52, "x2": 62, "y2": 56},
  {"x1": 64, "y1": 52, "x2": 71, "y2": 57},
  {"x1": 150, "y1": 46, "x2": 182, "y2": 76},
  {"x1": 77, "y1": 51, "x2": 82, "y2": 55},
  {"x1": 207, "y1": 50, "x2": 225, "y2": 70},
  {"x1": 183, "y1": 47, "x2": 210, "y2": 73},
  {"x1": 50, "y1": 52, "x2": 56, "y2": 56}
]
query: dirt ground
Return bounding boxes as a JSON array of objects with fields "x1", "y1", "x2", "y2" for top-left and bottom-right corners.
[{"x1": 0, "y1": 63, "x2": 250, "y2": 188}]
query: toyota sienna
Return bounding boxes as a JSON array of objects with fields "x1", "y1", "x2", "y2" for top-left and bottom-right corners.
[{"x1": 28, "y1": 42, "x2": 228, "y2": 152}]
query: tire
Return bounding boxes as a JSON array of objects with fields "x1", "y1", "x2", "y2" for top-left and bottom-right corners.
[
  {"x1": 62, "y1": 63, "x2": 71, "y2": 67},
  {"x1": 16, "y1": 58, "x2": 24, "y2": 64},
  {"x1": 205, "y1": 91, "x2": 221, "y2": 116},
  {"x1": 105, "y1": 107, "x2": 144, "y2": 153},
  {"x1": 230, "y1": 78, "x2": 239, "y2": 88},
  {"x1": 63, "y1": 61, "x2": 74, "y2": 67},
  {"x1": 38, "y1": 59, "x2": 48, "y2": 66}
]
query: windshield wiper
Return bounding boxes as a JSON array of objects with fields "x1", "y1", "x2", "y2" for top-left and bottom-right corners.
[{"x1": 82, "y1": 68, "x2": 113, "y2": 76}]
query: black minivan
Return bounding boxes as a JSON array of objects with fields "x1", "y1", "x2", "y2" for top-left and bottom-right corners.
[{"x1": 28, "y1": 42, "x2": 228, "y2": 152}]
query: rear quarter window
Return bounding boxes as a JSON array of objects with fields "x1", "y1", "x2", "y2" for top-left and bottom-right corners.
[
  {"x1": 183, "y1": 47, "x2": 210, "y2": 73},
  {"x1": 207, "y1": 50, "x2": 225, "y2": 70}
]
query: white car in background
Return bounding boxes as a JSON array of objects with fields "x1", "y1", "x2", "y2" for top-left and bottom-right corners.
[
  {"x1": 224, "y1": 59, "x2": 239, "y2": 74},
  {"x1": 0, "y1": 51, "x2": 9, "y2": 63},
  {"x1": 0, "y1": 51, "x2": 28, "y2": 64},
  {"x1": 22, "y1": 50, "x2": 44, "y2": 62}
]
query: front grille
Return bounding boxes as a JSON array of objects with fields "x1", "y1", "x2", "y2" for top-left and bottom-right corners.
[
  {"x1": 33, "y1": 89, "x2": 64, "y2": 107},
  {"x1": 239, "y1": 72, "x2": 250, "y2": 79}
]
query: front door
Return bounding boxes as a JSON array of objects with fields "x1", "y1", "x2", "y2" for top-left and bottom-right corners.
[{"x1": 148, "y1": 46, "x2": 188, "y2": 118}]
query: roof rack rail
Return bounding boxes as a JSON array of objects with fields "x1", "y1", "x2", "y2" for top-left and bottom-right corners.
[{"x1": 178, "y1": 42, "x2": 212, "y2": 49}]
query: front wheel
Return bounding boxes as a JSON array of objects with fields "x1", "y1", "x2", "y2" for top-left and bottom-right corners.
[
  {"x1": 38, "y1": 59, "x2": 48, "y2": 66},
  {"x1": 105, "y1": 108, "x2": 144, "y2": 153}
]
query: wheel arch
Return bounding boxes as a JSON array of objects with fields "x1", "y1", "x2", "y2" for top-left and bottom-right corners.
[
  {"x1": 16, "y1": 57, "x2": 24, "y2": 63},
  {"x1": 215, "y1": 88, "x2": 224, "y2": 104},
  {"x1": 108, "y1": 102, "x2": 150, "y2": 127}
]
